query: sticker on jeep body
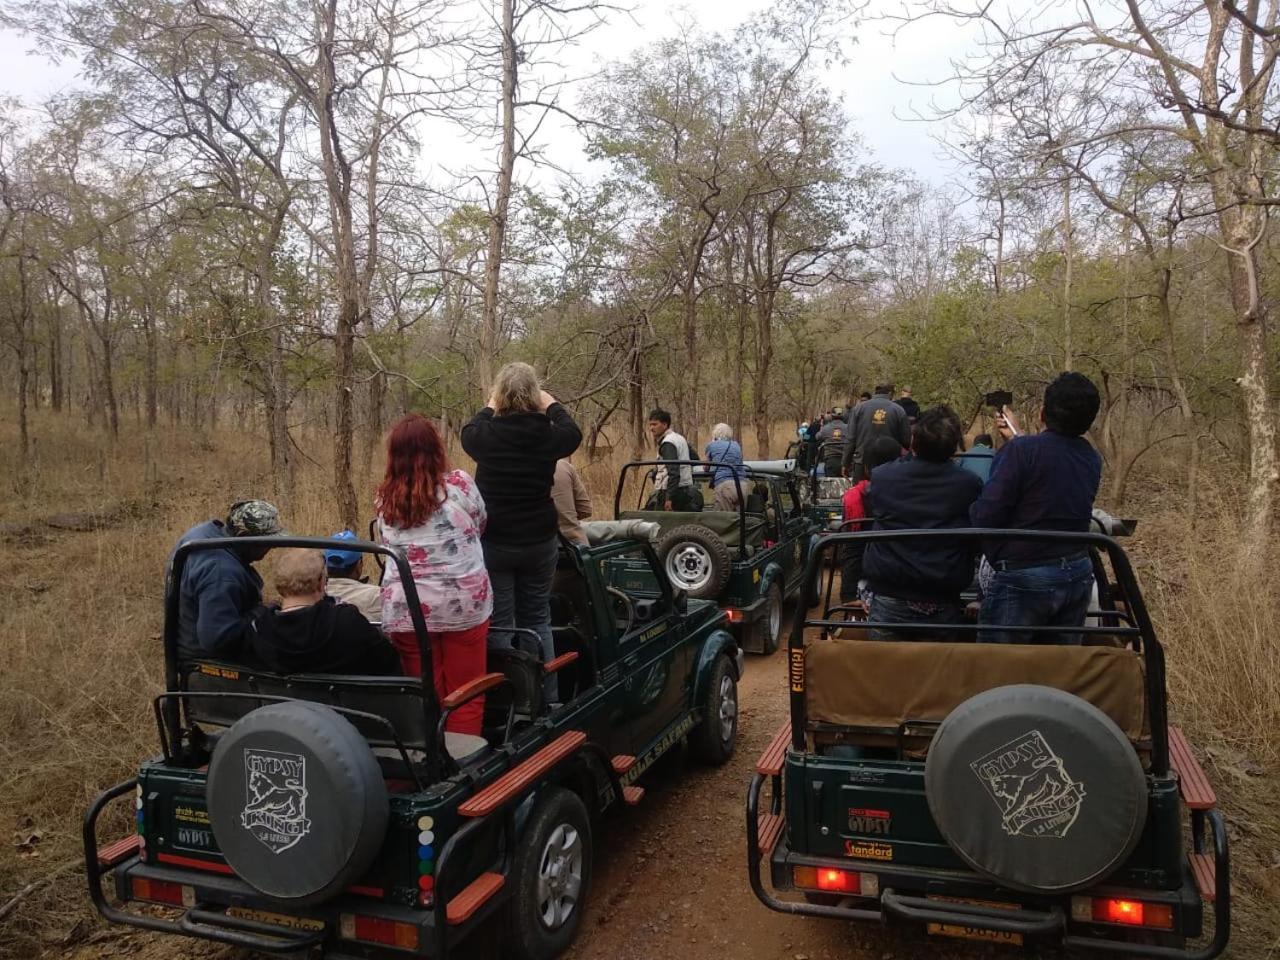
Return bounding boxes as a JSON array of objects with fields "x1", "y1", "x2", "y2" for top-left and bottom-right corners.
[{"x1": 971, "y1": 730, "x2": 1085, "y2": 838}]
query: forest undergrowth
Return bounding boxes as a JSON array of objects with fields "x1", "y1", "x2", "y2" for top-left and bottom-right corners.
[{"x1": 0, "y1": 415, "x2": 1276, "y2": 958}]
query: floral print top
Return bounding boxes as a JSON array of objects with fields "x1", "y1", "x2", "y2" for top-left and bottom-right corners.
[{"x1": 378, "y1": 470, "x2": 493, "y2": 633}]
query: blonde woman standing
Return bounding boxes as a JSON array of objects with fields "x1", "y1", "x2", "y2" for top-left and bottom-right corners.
[{"x1": 461, "y1": 363, "x2": 582, "y2": 679}]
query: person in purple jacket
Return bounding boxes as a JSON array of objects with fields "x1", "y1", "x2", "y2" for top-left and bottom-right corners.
[{"x1": 971, "y1": 373, "x2": 1102, "y2": 644}]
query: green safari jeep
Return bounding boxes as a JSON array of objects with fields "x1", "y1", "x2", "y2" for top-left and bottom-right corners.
[
  {"x1": 747, "y1": 527, "x2": 1229, "y2": 957},
  {"x1": 613, "y1": 460, "x2": 822, "y2": 655},
  {"x1": 85, "y1": 531, "x2": 742, "y2": 960}
]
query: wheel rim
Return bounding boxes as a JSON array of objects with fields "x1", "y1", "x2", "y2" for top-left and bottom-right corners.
[
  {"x1": 536, "y1": 823, "x2": 583, "y2": 931},
  {"x1": 768, "y1": 590, "x2": 781, "y2": 640},
  {"x1": 717, "y1": 673, "x2": 737, "y2": 743},
  {"x1": 666, "y1": 543, "x2": 713, "y2": 592}
]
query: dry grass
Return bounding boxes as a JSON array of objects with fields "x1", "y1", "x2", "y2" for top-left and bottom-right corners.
[{"x1": 0, "y1": 414, "x2": 1276, "y2": 957}]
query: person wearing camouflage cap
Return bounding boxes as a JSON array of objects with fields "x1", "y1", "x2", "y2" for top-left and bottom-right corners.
[{"x1": 172, "y1": 499, "x2": 284, "y2": 663}]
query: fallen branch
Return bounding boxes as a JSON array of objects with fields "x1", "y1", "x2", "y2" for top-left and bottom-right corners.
[{"x1": 0, "y1": 859, "x2": 81, "y2": 923}]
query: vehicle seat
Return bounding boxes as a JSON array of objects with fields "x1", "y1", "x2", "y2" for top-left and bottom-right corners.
[
  {"x1": 803, "y1": 640, "x2": 1150, "y2": 759},
  {"x1": 182, "y1": 661, "x2": 494, "y2": 767}
]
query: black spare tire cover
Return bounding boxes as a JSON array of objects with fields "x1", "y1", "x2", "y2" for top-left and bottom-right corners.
[
  {"x1": 925, "y1": 684, "x2": 1147, "y2": 894},
  {"x1": 206, "y1": 701, "x2": 388, "y2": 904}
]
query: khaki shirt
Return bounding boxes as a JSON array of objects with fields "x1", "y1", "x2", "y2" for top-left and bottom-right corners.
[
  {"x1": 552, "y1": 459, "x2": 592, "y2": 545},
  {"x1": 326, "y1": 577, "x2": 383, "y2": 622}
]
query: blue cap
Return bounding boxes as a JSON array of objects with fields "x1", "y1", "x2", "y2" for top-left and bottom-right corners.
[{"x1": 324, "y1": 530, "x2": 363, "y2": 569}]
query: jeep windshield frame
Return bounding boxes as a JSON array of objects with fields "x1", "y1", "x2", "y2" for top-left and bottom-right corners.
[
  {"x1": 162, "y1": 535, "x2": 445, "y2": 783},
  {"x1": 791, "y1": 527, "x2": 1171, "y2": 776}
]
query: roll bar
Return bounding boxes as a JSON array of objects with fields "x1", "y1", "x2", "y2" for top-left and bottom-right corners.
[
  {"x1": 789, "y1": 527, "x2": 1170, "y2": 776},
  {"x1": 163, "y1": 534, "x2": 443, "y2": 784}
]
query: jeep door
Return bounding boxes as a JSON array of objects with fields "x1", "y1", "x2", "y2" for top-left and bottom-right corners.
[
  {"x1": 593, "y1": 542, "x2": 693, "y2": 753},
  {"x1": 778, "y1": 479, "x2": 813, "y2": 592}
]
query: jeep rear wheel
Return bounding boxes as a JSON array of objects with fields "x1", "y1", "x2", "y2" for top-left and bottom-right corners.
[
  {"x1": 506, "y1": 787, "x2": 593, "y2": 960},
  {"x1": 757, "y1": 583, "x2": 783, "y2": 655},
  {"x1": 689, "y1": 653, "x2": 737, "y2": 765},
  {"x1": 657, "y1": 525, "x2": 732, "y2": 599}
]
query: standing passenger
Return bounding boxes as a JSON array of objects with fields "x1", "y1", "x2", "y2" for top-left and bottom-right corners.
[
  {"x1": 462, "y1": 363, "x2": 583, "y2": 683},
  {"x1": 551, "y1": 459, "x2": 593, "y2": 547},
  {"x1": 377, "y1": 414, "x2": 492, "y2": 735},
  {"x1": 705, "y1": 423, "x2": 750, "y2": 511}
]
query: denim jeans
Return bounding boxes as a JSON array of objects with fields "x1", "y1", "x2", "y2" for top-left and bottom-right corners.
[
  {"x1": 867, "y1": 594, "x2": 966, "y2": 641},
  {"x1": 483, "y1": 536, "x2": 559, "y2": 697},
  {"x1": 979, "y1": 555, "x2": 1094, "y2": 644}
]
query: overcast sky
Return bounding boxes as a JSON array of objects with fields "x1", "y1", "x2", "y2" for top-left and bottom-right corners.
[{"x1": 0, "y1": 0, "x2": 976, "y2": 187}]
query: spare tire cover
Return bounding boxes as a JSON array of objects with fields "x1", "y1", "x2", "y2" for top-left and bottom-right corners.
[
  {"x1": 925, "y1": 684, "x2": 1147, "y2": 894},
  {"x1": 206, "y1": 701, "x2": 388, "y2": 904}
]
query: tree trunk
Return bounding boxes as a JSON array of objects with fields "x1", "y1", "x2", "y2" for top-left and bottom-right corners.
[
  {"x1": 479, "y1": 0, "x2": 517, "y2": 398},
  {"x1": 627, "y1": 321, "x2": 646, "y2": 458},
  {"x1": 681, "y1": 284, "x2": 699, "y2": 446},
  {"x1": 143, "y1": 302, "x2": 158, "y2": 429},
  {"x1": 15, "y1": 257, "x2": 32, "y2": 467},
  {"x1": 1061, "y1": 173, "x2": 1073, "y2": 371},
  {"x1": 752, "y1": 293, "x2": 775, "y2": 459}
]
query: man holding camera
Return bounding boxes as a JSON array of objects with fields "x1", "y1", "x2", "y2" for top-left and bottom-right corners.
[{"x1": 970, "y1": 373, "x2": 1103, "y2": 644}]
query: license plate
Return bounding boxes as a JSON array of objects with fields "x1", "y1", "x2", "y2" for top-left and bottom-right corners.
[
  {"x1": 926, "y1": 896, "x2": 1023, "y2": 946},
  {"x1": 226, "y1": 906, "x2": 325, "y2": 932}
]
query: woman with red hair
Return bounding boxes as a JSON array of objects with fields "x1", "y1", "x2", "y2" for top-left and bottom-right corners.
[{"x1": 376, "y1": 414, "x2": 492, "y2": 735}]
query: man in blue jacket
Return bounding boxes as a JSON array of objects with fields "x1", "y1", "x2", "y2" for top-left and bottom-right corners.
[
  {"x1": 971, "y1": 373, "x2": 1102, "y2": 644},
  {"x1": 173, "y1": 499, "x2": 284, "y2": 664},
  {"x1": 862, "y1": 407, "x2": 983, "y2": 639}
]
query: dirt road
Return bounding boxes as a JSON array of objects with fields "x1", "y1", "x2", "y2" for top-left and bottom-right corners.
[{"x1": 563, "y1": 636, "x2": 984, "y2": 960}]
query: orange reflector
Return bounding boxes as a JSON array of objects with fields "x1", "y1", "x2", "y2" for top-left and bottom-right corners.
[
  {"x1": 339, "y1": 913, "x2": 420, "y2": 949},
  {"x1": 1092, "y1": 898, "x2": 1174, "y2": 930},
  {"x1": 725, "y1": 609, "x2": 745, "y2": 623}
]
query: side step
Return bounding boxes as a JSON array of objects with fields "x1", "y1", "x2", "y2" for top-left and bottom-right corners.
[
  {"x1": 756, "y1": 721, "x2": 791, "y2": 777},
  {"x1": 757, "y1": 813, "x2": 784, "y2": 857},
  {"x1": 447, "y1": 872, "x2": 505, "y2": 925},
  {"x1": 458, "y1": 731, "x2": 587, "y2": 818},
  {"x1": 1168, "y1": 726, "x2": 1217, "y2": 810},
  {"x1": 611, "y1": 755, "x2": 636, "y2": 774},
  {"x1": 622, "y1": 785, "x2": 645, "y2": 805},
  {"x1": 98, "y1": 834, "x2": 142, "y2": 868},
  {"x1": 1189, "y1": 853, "x2": 1216, "y2": 903}
]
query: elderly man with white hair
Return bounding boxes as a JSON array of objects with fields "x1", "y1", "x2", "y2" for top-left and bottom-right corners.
[{"x1": 704, "y1": 422, "x2": 751, "y2": 512}]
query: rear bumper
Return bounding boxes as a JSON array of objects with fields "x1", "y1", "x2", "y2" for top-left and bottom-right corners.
[
  {"x1": 746, "y1": 773, "x2": 1230, "y2": 959},
  {"x1": 85, "y1": 779, "x2": 461, "y2": 959}
]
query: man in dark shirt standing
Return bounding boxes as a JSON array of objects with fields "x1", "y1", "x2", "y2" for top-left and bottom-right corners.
[
  {"x1": 971, "y1": 373, "x2": 1103, "y2": 644},
  {"x1": 862, "y1": 407, "x2": 983, "y2": 639},
  {"x1": 843, "y1": 383, "x2": 911, "y2": 479}
]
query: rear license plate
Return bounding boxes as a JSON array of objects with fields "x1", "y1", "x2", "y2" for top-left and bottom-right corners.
[
  {"x1": 926, "y1": 921, "x2": 1023, "y2": 946},
  {"x1": 926, "y1": 896, "x2": 1023, "y2": 946},
  {"x1": 226, "y1": 907, "x2": 324, "y2": 932}
]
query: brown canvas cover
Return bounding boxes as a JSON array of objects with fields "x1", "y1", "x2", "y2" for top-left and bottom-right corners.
[
  {"x1": 618, "y1": 510, "x2": 764, "y2": 549},
  {"x1": 805, "y1": 639, "x2": 1148, "y2": 743}
]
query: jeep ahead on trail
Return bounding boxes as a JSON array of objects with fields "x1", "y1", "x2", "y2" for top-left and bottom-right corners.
[
  {"x1": 747, "y1": 528, "x2": 1229, "y2": 958},
  {"x1": 85, "y1": 532, "x2": 742, "y2": 960},
  {"x1": 613, "y1": 460, "x2": 822, "y2": 655}
]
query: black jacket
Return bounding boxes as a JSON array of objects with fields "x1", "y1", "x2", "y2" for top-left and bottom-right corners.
[
  {"x1": 843, "y1": 395, "x2": 911, "y2": 472},
  {"x1": 461, "y1": 402, "x2": 583, "y2": 545},
  {"x1": 249, "y1": 597, "x2": 401, "y2": 675},
  {"x1": 863, "y1": 457, "x2": 983, "y2": 602}
]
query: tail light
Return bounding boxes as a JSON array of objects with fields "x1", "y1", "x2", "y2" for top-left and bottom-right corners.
[
  {"x1": 339, "y1": 913, "x2": 420, "y2": 949},
  {"x1": 725, "y1": 609, "x2": 745, "y2": 623},
  {"x1": 793, "y1": 865, "x2": 878, "y2": 897},
  {"x1": 130, "y1": 877, "x2": 194, "y2": 908},
  {"x1": 1071, "y1": 896, "x2": 1174, "y2": 930}
]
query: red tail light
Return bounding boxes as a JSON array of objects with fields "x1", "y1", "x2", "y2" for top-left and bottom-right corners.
[
  {"x1": 339, "y1": 913, "x2": 420, "y2": 949},
  {"x1": 130, "y1": 877, "x2": 192, "y2": 907},
  {"x1": 1073, "y1": 896, "x2": 1174, "y2": 930},
  {"x1": 725, "y1": 609, "x2": 745, "y2": 623},
  {"x1": 793, "y1": 865, "x2": 878, "y2": 897}
]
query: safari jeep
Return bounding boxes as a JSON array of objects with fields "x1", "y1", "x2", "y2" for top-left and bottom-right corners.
[
  {"x1": 747, "y1": 528, "x2": 1229, "y2": 958},
  {"x1": 85, "y1": 531, "x2": 741, "y2": 960},
  {"x1": 613, "y1": 460, "x2": 822, "y2": 654}
]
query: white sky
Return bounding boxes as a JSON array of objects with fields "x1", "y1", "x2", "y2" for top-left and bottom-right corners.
[{"x1": 0, "y1": 0, "x2": 976, "y2": 187}]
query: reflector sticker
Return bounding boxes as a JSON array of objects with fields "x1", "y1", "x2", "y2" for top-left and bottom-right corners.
[
  {"x1": 971, "y1": 730, "x2": 1086, "y2": 838},
  {"x1": 240, "y1": 749, "x2": 312, "y2": 853}
]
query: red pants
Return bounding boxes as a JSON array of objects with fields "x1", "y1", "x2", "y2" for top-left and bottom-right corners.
[{"x1": 389, "y1": 621, "x2": 489, "y2": 736}]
